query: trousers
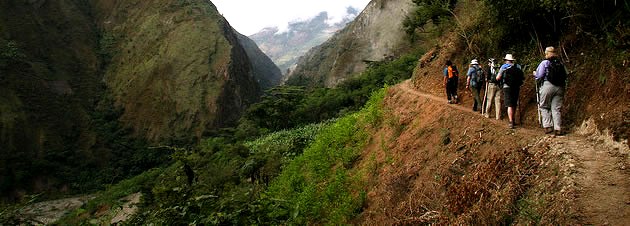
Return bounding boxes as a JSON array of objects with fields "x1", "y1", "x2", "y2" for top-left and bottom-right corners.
[
  {"x1": 484, "y1": 83, "x2": 501, "y2": 119},
  {"x1": 538, "y1": 81, "x2": 564, "y2": 130}
]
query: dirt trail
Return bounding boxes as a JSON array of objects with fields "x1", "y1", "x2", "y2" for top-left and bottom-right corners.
[
  {"x1": 18, "y1": 195, "x2": 94, "y2": 225},
  {"x1": 398, "y1": 79, "x2": 630, "y2": 225}
]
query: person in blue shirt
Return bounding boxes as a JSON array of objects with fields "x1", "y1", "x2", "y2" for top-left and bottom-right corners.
[
  {"x1": 534, "y1": 47, "x2": 566, "y2": 135},
  {"x1": 496, "y1": 54, "x2": 524, "y2": 129},
  {"x1": 443, "y1": 60, "x2": 459, "y2": 104},
  {"x1": 466, "y1": 59, "x2": 483, "y2": 112}
]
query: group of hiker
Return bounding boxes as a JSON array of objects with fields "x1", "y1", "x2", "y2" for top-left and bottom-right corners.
[{"x1": 442, "y1": 46, "x2": 567, "y2": 135}]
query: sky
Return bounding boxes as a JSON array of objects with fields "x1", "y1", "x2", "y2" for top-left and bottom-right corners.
[{"x1": 212, "y1": 0, "x2": 371, "y2": 35}]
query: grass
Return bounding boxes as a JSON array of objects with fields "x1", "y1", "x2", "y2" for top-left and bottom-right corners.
[
  {"x1": 265, "y1": 88, "x2": 386, "y2": 224},
  {"x1": 245, "y1": 120, "x2": 334, "y2": 160}
]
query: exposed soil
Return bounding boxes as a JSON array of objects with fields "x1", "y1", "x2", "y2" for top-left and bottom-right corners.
[
  {"x1": 17, "y1": 192, "x2": 142, "y2": 225},
  {"x1": 356, "y1": 79, "x2": 629, "y2": 224},
  {"x1": 17, "y1": 195, "x2": 94, "y2": 225}
]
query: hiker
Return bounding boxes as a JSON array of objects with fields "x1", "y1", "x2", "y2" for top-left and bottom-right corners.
[
  {"x1": 484, "y1": 58, "x2": 502, "y2": 119},
  {"x1": 466, "y1": 59, "x2": 483, "y2": 112},
  {"x1": 443, "y1": 60, "x2": 459, "y2": 104},
  {"x1": 496, "y1": 54, "x2": 524, "y2": 129},
  {"x1": 534, "y1": 46, "x2": 567, "y2": 135}
]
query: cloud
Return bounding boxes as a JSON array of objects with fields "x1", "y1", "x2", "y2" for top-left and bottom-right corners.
[{"x1": 213, "y1": 0, "x2": 370, "y2": 35}]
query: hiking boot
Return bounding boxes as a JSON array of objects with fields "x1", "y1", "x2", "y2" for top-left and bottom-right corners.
[
  {"x1": 484, "y1": 113, "x2": 490, "y2": 118},
  {"x1": 448, "y1": 100, "x2": 453, "y2": 104},
  {"x1": 544, "y1": 127, "x2": 554, "y2": 134},
  {"x1": 509, "y1": 122, "x2": 515, "y2": 129},
  {"x1": 554, "y1": 130, "x2": 564, "y2": 136}
]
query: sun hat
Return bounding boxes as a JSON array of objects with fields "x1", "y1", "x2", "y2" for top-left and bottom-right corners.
[
  {"x1": 544, "y1": 46, "x2": 555, "y2": 53},
  {"x1": 503, "y1": 54, "x2": 515, "y2": 61},
  {"x1": 470, "y1": 59, "x2": 479, "y2": 65}
]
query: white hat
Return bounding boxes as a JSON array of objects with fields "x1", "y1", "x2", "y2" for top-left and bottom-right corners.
[
  {"x1": 503, "y1": 54, "x2": 515, "y2": 61},
  {"x1": 545, "y1": 46, "x2": 555, "y2": 53},
  {"x1": 470, "y1": 59, "x2": 479, "y2": 65}
]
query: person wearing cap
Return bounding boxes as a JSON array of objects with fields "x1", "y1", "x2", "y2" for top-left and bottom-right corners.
[
  {"x1": 534, "y1": 46, "x2": 566, "y2": 135},
  {"x1": 484, "y1": 58, "x2": 502, "y2": 120},
  {"x1": 496, "y1": 54, "x2": 524, "y2": 129},
  {"x1": 443, "y1": 60, "x2": 459, "y2": 104},
  {"x1": 466, "y1": 59, "x2": 483, "y2": 112}
]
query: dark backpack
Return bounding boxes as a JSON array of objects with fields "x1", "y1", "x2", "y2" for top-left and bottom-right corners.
[
  {"x1": 487, "y1": 66, "x2": 501, "y2": 84},
  {"x1": 473, "y1": 66, "x2": 484, "y2": 88},
  {"x1": 503, "y1": 65, "x2": 524, "y2": 87},
  {"x1": 546, "y1": 58, "x2": 567, "y2": 87}
]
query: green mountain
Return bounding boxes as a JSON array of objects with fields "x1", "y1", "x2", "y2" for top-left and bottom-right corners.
[{"x1": 0, "y1": 0, "x2": 278, "y2": 199}]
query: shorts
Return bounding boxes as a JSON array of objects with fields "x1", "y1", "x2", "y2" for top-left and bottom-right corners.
[{"x1": 503, "y1": 86, "x2": 520, "y2": 107}]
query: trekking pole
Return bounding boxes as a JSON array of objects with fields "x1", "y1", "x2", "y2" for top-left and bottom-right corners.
[{"x1": 534, "y1": 76, "x2": 542, "y2": 127}]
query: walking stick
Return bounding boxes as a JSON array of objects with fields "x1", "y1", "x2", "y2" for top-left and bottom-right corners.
[{"x1": 535, "y1": 76, "x2": 542, "y2": 127}]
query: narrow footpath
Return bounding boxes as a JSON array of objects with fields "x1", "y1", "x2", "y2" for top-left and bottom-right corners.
[{"x1": 399, "y1": 79, "x2": 630, "y2": 225}]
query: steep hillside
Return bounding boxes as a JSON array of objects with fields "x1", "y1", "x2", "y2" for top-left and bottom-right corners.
[
  {"x1": 91, "y1": 0, "x2": 260, "y2": 142},
  {"x1": 0, "y1": 0, "x2": 276, "y2": 200},
  {"x1": 285, "y1": 0, "x2": 415, "y2": 87},
  {"x1": 354, "y1": 81, "x2": 628, "y2": 224},
  {"x1": 249, "y1": 9, "x2": 359, "y2": 75},
  {"x1": 0, "y1": 0, "x2": 103, "y2": 199},
  {"x1": 236, "y1": 32, "x2": 282, "y2": 90},
  {"x1": 410, "y1": 0, "x2": 630, "y2": 144}
]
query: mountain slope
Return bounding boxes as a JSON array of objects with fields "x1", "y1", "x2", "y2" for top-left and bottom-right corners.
[
  {"x1": 236, "y1": 32, "x2": 282, "y2": 90},
  {"x1": 285, "y1": 0, "x2": 415, "y2": 87},
  {"x1": 249, "y1": 9, "x2": 359, "y2": 75},
  {"x1": 0, "y1": 0, "x2": 103, "y2": 199},
  {"x1": 91, "y1": 0, "x2": 260, "y2": 142},
  {"x1": 0, "y1": 0, "x2": 275, "y2": 198}
]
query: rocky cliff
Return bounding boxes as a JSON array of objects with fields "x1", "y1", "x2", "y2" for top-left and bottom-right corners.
[
  {"x1": 92, "y1": 0, "x2": 260, "y2": 142},
  {"x1": 285, "y1": 0, "x2": 415, "y2": 87},
  {"x1": 0, "y1": 0, "x2": 270, "y2": 197}
]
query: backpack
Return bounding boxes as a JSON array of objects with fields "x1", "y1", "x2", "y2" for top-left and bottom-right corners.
[
  {"x1": 447, "y1": 66, "x2": 459, "y2": 79},
  {"x1": 470, "y1": 65, "x2": 484, "y2": 88},
  {"x1": 488, "y1": 66, "x2": 501, "y2": 84},
  {"x1": 546, "y1": 58, "x2": 567, "y2": 87},
  {"x1": 503, "y1": 64, "x2": 524, "y2": 87},
  {"x1": 474, "y1": 66, "x2": 484, "y2": 87}
]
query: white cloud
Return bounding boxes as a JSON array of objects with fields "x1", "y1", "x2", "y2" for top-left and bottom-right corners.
[{"x1": 212, "y1": 0, "x2": 370, "y2": 35}]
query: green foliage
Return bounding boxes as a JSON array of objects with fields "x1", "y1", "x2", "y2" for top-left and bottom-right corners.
[
  {"x1": 265, "y1": 88, "x2": 386, "y2": 224},
  {"x1": 237, "y1": 52, "x2": 418, "y2": 138},
  {"x1": 482, "y1": 0, "x2": 630, "y2": 48},
  {"x1": 403, "y1": 0, "x2": 457, "y2": 41},
  {"x1": 98, "y1": 32, "x2": 117, "y2": 66},
  {"x1": 245, "y1": 120, "x2": 333, "y2": 159},
  {"x1": 0, "y1": 39, "x2": 25, "y2": 68}
]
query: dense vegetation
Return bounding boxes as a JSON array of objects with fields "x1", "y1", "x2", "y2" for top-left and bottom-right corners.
[
  {"x1": 46, "y1": 50, "x2": 417, "y2": 224},
  {"x1": 237, "y1": 53, "x2": 420, "y2": 138},
  {"x1": 5, "y1": 0, "x2": 628, "y2": 224}
]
